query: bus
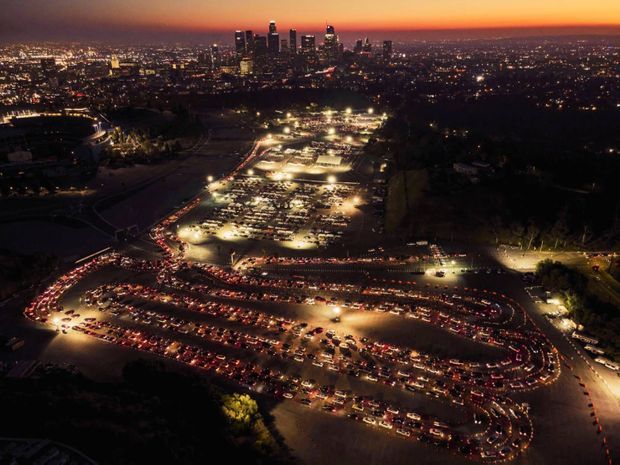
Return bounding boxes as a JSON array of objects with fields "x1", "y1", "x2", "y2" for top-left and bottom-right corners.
[{"x1": 571, "y1": 331, "x2": 599, "y2": 345}]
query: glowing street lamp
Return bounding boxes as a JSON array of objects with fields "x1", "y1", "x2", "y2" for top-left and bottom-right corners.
[
  {"x1": 332, "y1": 306, "x2": 342, "y2": 322},
  {"x1": 368, "y1": 107, "x2": 374, "y2": 114},
  {"x1": 207, "y1": 175, "x2": 214, "y2": 182},
  {"x1": 327, "y1": 175, "x2": 337, "y2": 184},
  {"x1": 346, "y1": 135, "x2": 353, "y2": 143},
  {"x1": 345, "y1": 107, "x2": 352, "y2": 114},
  {"x1": 328, "y1": 127, "x2": 336, "y2": 136},
  {"x1": 283, "y1": 126, "x2": 291, "y2": 134},
  {"x1": 247, "y1": 169, "x2": 255, "y2": 176}
]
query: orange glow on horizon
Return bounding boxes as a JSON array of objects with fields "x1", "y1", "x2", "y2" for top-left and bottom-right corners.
[
  {"x1": 5, "y1": 0, "x2": 620, "y2": 37},
  {"x1": 87, "y1": 0, "x2": 620, "y2": 31}
]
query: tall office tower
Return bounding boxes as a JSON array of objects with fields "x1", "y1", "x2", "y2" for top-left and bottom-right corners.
[
  {"x1": 354, "y1": 39, "x2": 363, "y2": 53},
  {"x1": 323, "y1": 24, "x2": 339, "y2": 61},
  {"x1": 362, "y1": 37, "x2": 372, "y2": 54},
  {"x1": 289, "y1": 29, "x2": 297, "y2": 54},
  {"x1": 211, "y1": 44, "x2": 221, "y2": 67},
  {"x1": 254, "y1": 35, "x2": 268, "y2": 56},
  {"x1": 280, "y1": 39, "x2": 289, "y2": 53},
  {"x1": 245, "y1": 30, "x2": 254, "y2": 53},
  {"x1": 382, "y1": 40, "x2": 393, "y2": 61},
  {"x1": 268, "y1": 32, "x2": 280, "y2": 54},
  {"x1": 301, "y1": 35, "x2": 316, "y2": 54},
  {"x1": 234, "y1": 31, "x2": 246, "y2": 54},
  {"x1": 269, "y1": 20, "x2": 277, "y2": 34}
]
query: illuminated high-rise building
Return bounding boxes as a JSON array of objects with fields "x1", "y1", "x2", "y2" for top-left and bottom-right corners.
[
  {"x1": 289, "y1": 29, "x2": 297, "y2": 54},
  {"x1": 323, "y1": 24, "x2": 339, "y2": 61},
  {"x1": 362, "y1": 37, "x2": 372, "y2": 54},
  {"x1": 268, "y1": 32, "x2": 280, "y2": 54},
  {"x1": 234, "y1": 31, "x2": 246, "y2": 54},
  {"x1": 267, "y1": 20, "x2": 279, "y2": 54},
  {"x1": 211, "y1": 44, "x2": 221, "y2": 66},
  {"x1": 301, "y1": 35, "x2": 316, "y2": 54},
  {"x1": 245, "y1": 30, "x2": 254, "y2": 53}
]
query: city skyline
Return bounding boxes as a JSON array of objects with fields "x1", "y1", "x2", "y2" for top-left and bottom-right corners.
[{"x1": 1, "y1": 0, "x2": 620, "y2": 43}]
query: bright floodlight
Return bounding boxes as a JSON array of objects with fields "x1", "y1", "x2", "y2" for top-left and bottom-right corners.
[
  {"x1": 353, "y1": 196, "x2": 361, "y2": 204},
  {"x1": 207, "y1": 175, "x2": 214, "y2": 182},
  {"x1": 286, "y1": 112, "x2": 292, "y2": 118},
  {"x1": 247, "y1": 169, "x2": 254, "y2": 176},
  {"x1": 328, "y1": 127, "x2": 336, "y2": 135},
  {"x1": 327, "y1": 175, "x2": 337, "y2": 184},
  {"x1": 345, "y1": 107, "x2": 352, "y2": 114},
  {"x1": 346, "y1": 136, "x2": 353, "y2": 143},
  {"x1": 283, "y1": 126, "x2": 291, "y2": 134},
  {"x1": 333, "y1": 306, "x2": 341, "y2": 316},
  {"x1": 368, "y1": 107, "x2": 374, "y2": 114}
]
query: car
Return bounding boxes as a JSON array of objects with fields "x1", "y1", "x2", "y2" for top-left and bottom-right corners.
[
  {"x1": 379, "y1": 421, "x2": 393, "y2": 429},
  {"x1": 406, "y1": 412, "x2": 421, "y2": 421}
]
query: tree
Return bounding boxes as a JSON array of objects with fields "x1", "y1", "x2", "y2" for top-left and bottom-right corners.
[
  {"x1": 525, "y1": 219, "x2": 539, "y2": 250},
  {"x1": 221, "y1": 393, "x2": 259, "y2": 435}
]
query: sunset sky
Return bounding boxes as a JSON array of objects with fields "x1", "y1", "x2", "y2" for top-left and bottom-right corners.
[{"x1": 2, "y1": 0, "x2": 620, "y2": 42}]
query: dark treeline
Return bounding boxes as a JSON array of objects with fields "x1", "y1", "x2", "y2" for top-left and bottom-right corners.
[
  {"x1": 368, "y1": 96, "x2": 620, "y2": 249},
  {"x1": 180, "y1": 88, "x2": 371, "y2": 111}
]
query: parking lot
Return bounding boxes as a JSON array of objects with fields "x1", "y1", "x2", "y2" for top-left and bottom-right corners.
[{"x1": 20, "y1": 107, "x2": 613, "y2": 465}]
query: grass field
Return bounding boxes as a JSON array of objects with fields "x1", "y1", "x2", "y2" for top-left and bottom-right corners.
[{"x1": 385, "y1": 169, "x2": 428, "y2": 233}]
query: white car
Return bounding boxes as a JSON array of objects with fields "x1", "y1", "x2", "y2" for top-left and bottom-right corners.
[
  {"x1": 379, "y1": 421, "x2": 393, "y2": 430},
  {"x1": 406, "y1": 412, "x2": 421, "y2": 421}
]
